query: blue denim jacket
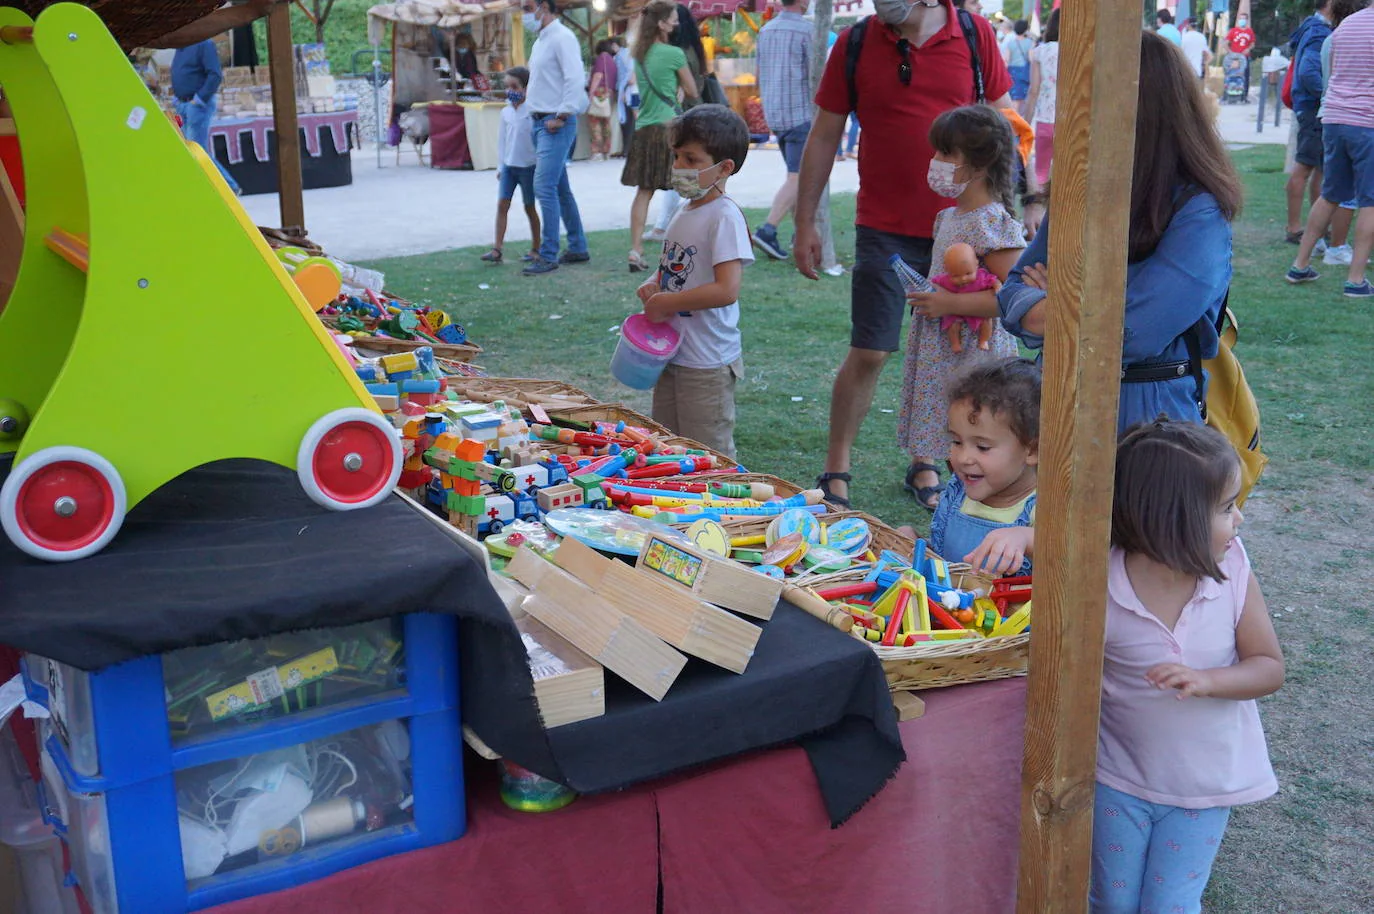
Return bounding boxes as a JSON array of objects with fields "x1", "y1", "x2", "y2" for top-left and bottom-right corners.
[{"x1": 997, "y1": 191, "x2": 1231, "y2": 435}]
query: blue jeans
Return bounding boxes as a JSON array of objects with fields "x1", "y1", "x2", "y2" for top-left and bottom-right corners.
[
  {"x1": 1090, "y1": 782, "x2": 1231, "y2": 914},
  {"x1": 531, "y1": 114, "x2": 587, "y2": 263},
  {"x1": 175, "y1": 97, "x2": 241, "y2": 194},
  {"x1": 498, "y1": 165, "x2": 536, "y2": 205}
]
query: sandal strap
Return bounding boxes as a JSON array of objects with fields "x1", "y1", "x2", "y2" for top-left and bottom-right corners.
[{"x1": 816, "y1": 472, "x2": 852, "y2": 484}]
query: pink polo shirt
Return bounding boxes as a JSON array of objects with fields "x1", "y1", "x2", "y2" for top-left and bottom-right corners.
[{"x1": 1097, "y1": 540, "x2": 1278, "y2": 809}]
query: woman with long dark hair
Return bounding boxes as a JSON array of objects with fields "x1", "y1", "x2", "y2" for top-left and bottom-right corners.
[
  {"x1": 587, "y1": 38, "x2": 618, "y2": 160},
  {"x1": 621, "y1": 0, "x2": 699, "y2": 272},
  {"x1": 998, "y1": 30, "x2": 1244, "y2": 433}
]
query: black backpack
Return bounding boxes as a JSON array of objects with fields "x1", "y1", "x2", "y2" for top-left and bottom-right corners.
[{"x1": 845, "y1": 9, "x2": 986, "y2": 111}]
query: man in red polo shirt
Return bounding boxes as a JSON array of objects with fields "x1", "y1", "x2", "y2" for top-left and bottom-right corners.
[{"x1": 793, "y1": 0, "x2": 1011, "y2": 508}]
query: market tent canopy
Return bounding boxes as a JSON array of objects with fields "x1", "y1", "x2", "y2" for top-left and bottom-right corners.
[
  {"x1": 367, "y1": 0, "x2": 518, "y2": 32},
  {"x1": 7, "y1": 0, "x2": 222, "y2": 48}
]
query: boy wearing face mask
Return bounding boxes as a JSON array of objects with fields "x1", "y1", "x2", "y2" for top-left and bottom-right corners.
[
  {"x1": 481, "y1": 68, "x2": 542, "y2": 265},
  {"x1": 1226, "y1": 14, "x2": 1256, "y2": 101},
  {"x1": 634, "y1": 105, "x2": 754, "y2": 458}
]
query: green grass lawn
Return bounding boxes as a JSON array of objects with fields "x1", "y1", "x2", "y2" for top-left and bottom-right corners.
[
  {"x1": 364, "y1": 145, "x2": 1374, "y2": 911},
  {"x1": 365, "y1": 145, "x2": 1372, "y2": 531}
]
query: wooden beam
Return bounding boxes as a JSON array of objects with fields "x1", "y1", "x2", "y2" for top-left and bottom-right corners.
[
  {"x1": 1014, "y1": 0, "x2": 1142, "y2": 909},
  {"x1": 266, "y1": 2, "x2": 306, "y2": 232}
]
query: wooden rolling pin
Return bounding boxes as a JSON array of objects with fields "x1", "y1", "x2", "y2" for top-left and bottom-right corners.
[{"x1": 782, "y1": 583, "x2": 854, "y2": 632}]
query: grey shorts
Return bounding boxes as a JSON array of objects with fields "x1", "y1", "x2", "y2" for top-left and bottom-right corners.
[
  {"x1": 851, "y1": 225, "x2": 934, "y2": 352},
  {"x1": 1295, "y1": 108, "x2": 1324, "y2": 168}
]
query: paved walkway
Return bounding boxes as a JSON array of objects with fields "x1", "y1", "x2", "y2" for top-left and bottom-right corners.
[{"x1": 241, "y1": 97, "x2": 1286, "y2": 263}]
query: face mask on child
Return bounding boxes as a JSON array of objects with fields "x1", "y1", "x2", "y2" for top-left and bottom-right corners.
[
  {"x1": 507, "y1": 90, "x2": 525, "y2": 105},
  {"x1": 927, "y1": 159, "x2": 970, "y2": 199},
  {"x1": 670, "y1": 161, "x2": 727, "y2": 200}
]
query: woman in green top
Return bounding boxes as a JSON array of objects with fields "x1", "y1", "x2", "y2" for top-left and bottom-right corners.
[{"x1": 621, "y1": 0, "x2": 698, "y2": 272}]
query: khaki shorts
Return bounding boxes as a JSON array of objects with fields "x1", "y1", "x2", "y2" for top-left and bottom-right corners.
[{"x1": 652, "y1": 359, "x2": 744, "y2": 461}]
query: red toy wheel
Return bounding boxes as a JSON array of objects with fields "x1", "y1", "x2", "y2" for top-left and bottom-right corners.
[
  {"x1": 297, "y1": 409, "x2": 402, "y2": 511},
  {"x1": 0, "y1": 447, "x2": 127, "y2": 561}
]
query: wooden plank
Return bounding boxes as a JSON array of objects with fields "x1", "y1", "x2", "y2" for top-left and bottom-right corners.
[
  {"x1": 891, "y1": 691, "x2": 925, "y2": 722},
  {"x1": 265, "y1": 3, "x2": 305, "y2": 232},
  {"x1": 1015, "y1": 0, "x2": 1141, "y2": 910},
  {"x1": 553, "y1": 536, "x2": 761, "y2": 674},
  {"x1": 636, "y1": 533, "x2": 781, "y2": 621}
]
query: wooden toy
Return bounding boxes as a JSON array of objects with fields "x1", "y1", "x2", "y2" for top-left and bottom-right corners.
[
  {"x1": 635, "y1": 532, "x2": 782, "y2": 621},
  {"x1": 536, "y1": 483, "x2": 585, "y2": 513},
  {"x1": 555, "y1": 536, "x2": 761, "y2": 673},
  {"x1": 506, "y1": 547, "x2": 688, "y2": 700},
  {"x1": 0, "y1": 6, "x2": 399, "y2": 561}
]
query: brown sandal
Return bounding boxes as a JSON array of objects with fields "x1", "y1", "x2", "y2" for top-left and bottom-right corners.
[{"x1": 480, "y1": 248, "x2": 503, "y2": 263}]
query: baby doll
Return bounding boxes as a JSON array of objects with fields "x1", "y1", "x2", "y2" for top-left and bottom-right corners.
[{"x1": 930, "y1": 242, "x2": 1001, "y2": 354}]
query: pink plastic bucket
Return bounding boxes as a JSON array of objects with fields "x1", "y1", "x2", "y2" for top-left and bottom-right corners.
[{"x1": 611, "y1": 314, "x2": 681, "y2": 389}]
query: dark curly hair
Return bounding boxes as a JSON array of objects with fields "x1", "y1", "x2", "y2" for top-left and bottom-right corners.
[
  {"x1": 945, "y1": 358, "x2": 1041, "y2": 448},
  {"x1": 928, "y1": 105, "x2": 1018, "y2": 215},
  {"x1": 668, "y1": 104, "x2": 750, "y2": 172}
]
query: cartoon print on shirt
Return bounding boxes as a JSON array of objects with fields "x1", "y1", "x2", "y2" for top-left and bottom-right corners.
[{"x1": 660, "y1": 241, "x2": 698, "y2": 293}]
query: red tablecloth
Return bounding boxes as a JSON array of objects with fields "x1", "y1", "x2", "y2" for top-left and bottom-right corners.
[
  {"x1": 427, "y1": 105, "x2": 472, "y2": 170},
  {"x1": 211, "y1": 679, "x2": 1027, "y2": 914}
]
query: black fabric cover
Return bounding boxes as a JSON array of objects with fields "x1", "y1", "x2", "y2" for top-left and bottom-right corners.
[{"x1": 0, "y1": 458, "x2": 904, "y2": 825}]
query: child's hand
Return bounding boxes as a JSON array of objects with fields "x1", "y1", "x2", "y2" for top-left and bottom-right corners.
[
  {"x1": 1020, "y1": 263, "x2": 1049, "y2": 291},
  {"x1": 1144, "y1": 663, "x2": 1217, "y2": 700},
  {"x1": 644, "y1": 293, "x2": 675, "y2": 323},
  {"x1": 636, "y1": 279, "x2": 659, "y2": 305},
  {"x1": 908, "y1": 287, "x2": 963, "y2": 319},
  {"x1": 965, "y1": 526, "x2": 1033, "y2": 577}
]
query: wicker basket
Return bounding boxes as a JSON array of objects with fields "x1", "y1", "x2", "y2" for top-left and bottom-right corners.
[
  {"x1": 804, "y1": 567, "x2": 1029, "y2": 692},
  {"x1": 446, "y1": 377, "x2": 600, "y2": 412},
  {"x1": 337, "y1": 331, "x2": 483, "y2": 364},
  {"x1": 545, "y1": 403, "x2": 676, "y2": 438}
]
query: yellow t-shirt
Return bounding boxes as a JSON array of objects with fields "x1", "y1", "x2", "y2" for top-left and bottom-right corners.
[{"x1": 961, "y1": 492, "x2": 1036, "y2": 525}]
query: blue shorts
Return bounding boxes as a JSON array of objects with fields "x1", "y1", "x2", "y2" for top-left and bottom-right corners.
[
  {"x1": 776, "y1": 121, "x2": 811, "y2": 174},
  {"x1": 1321, "y1": 122, "x2": 1374, "y2": 208},
  {"x1": 498, "y1": 164, "x2": 536, "y2": 205},
  {"x1": 1009, "y1": 63, "x2": 1031, "y2": 101}
]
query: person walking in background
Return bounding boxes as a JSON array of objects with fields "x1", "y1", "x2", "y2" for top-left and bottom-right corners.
[
  {"x1": 1285, "y1": 0, "x2": 1374, "y2": 298},
  {"x1": 171, "y1": 38, "x2": 242, "y2": 195},
  {"x1": 481, "y1": 67, "x2": 541, "y2": 265},
  {"x1": 614, "y1": 36, "x2": 637, "y2": 158},
  {"x1": 587, "y1": 39, "x2": 618, "y2": 161},
  {"x1": 1284, "y1": 0, "x2": 1334, "y2": 243},
  {"x1": 1180, "y1": 18, "x2": 1212, "y2": 82},
  {"x1": 794, "y1": 0, "x2": 1013, "y2": 508},
  {"x1": 1025, "y1": 8, "x2": 1059, "y2": 187},
  {"x1": 622, "y1": 0, "x2": 699, "y2": 273},
  {"x1": 1226, "y1": 11, "x2": 1256, "y2": 100},
  {"x1": 642, "y1": 6, "x2": 710, "y2": 246},
  {"x1": 1002, "y1": 19, "x2": 1033, "y2": 104},
  {"x1": 520, "y1": 0, "x2": 590, "y2": 275},
  {"x1": 752, "y1": 0, "x2": 813, "y2": 261},
  {"x1": 1306, "y1": 0, "x2": 1366, "y2": 268},
  {"x1": 1155, "y1": 8, "x2": 1182, "y2": 46}
]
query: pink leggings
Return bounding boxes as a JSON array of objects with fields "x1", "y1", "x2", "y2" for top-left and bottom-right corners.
[{"x1": 1034, "y1": 121, "x2": 1056, "y2": 186}]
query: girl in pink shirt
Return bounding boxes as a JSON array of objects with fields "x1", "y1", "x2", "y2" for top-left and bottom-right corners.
[{"x1": 1094, "y1": 419, "x2": 1284, "y2": 914}]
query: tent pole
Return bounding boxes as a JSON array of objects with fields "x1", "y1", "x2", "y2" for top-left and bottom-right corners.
[
  {"x1": 1015, "y1": 0, "x2": 1141, "y2": 908},
  {"x1": 266, "y1": 2, "x2": 305, "y2": 232}
]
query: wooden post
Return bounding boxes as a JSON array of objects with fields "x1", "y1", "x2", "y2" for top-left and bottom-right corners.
[
  {"x1": 266, "y1": 2, "x2": 305, "y2": 232},
  {"x1": 1014, "y1": 0, "x2": 1141, "y2": 909}
]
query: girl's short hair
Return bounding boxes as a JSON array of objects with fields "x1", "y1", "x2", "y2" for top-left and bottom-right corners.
[
  {"x1": 928, "y1": 105, "x2": 1018, "y2": 215},
  {"x1": 945, "y1": 357, "x2": 1041, "y2": 448},
  {"x1": 1112, "y1": 419, "x2": 1241, "y2": 581}
]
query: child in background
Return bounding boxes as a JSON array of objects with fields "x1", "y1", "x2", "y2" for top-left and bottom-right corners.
[
  {"x1": 901, "y1": 358, "x2": 1039, "y2": 576},
  {"x1": 481, "y1": 67, "x2": 541, "y2": 265},
  {"x1": 901, "y1": 106, "x2": 1027, "y2": 512},
  {"x1": 635, "y1": 104, "x2": 753, "y2": 459},
  {"x1": 1094, "y1": 419, "x2": 1283, "y2": 914}
]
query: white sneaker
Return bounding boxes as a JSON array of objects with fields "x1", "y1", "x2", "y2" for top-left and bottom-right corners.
[
  {"x1": 1314, "y1": 238, "x2": 1328, "y2": 257},
  {"x1": 641, "y1": 227, "x2": 665, "y2": 242},
  {"x1": 1322, "y1": 244, "x2": 1354, "y2": 266}
]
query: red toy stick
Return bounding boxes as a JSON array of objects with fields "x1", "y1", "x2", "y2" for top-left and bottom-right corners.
[
  {"x1": 882, "y1": 589, "x2": 911, "y2": 647},
  {"x1": 926, "y1": 598, "x2": 963, "y2": 631},
  {"x1": 814, "y1": 582, "x2": 879, "y2": 601}
]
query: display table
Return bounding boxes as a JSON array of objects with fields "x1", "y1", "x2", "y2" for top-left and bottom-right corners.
[
  {"x1": 208, "y1": 111, "x2": 359, "y2": 196},
  {"x1": 428, "y1": 101, "x2": 502, "y2": 170},
  {"x1": 209, "y1": 679, "x2": 1026, "y2": 914}
]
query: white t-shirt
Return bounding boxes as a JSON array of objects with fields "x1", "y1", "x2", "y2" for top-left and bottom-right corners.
[
  {"x1": 656, "y1": 194, "x2": 754, "y2": 369},
  {"x1": 1180, "y1": 30, "x2": 1209, "y2": 78},
  {"x1": 1031, "y1": 41, "x2": 1059, "y2": 124},
  {"x1": 498, "y1": 103, "x2": 536, "y2": 169}
]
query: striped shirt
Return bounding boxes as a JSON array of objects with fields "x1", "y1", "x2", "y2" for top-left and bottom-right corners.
[
  {"x1": 757, "y1": 11, "x2": 814, "y2": 134},
  {"x1": 1322, "y1": 7, "x2": 1374, "y2": 128}
]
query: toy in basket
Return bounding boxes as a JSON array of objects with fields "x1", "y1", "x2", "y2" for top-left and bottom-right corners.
[{"x1": 0, "y1": 5, "x2": 400, "y2": 561}]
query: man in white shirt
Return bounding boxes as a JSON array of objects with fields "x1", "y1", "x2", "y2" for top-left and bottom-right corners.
[
  {"x1": 1179, "y1": 18, "x2": 1212, "y2": 80},
  {"x1": 520, "y1": 0, "x2": 590, "y2": 275}
]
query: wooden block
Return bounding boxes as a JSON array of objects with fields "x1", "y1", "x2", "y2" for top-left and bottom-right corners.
[
  {"x1": 892, "y1": 691, "x2": 926, "y2": 722},
  {"x1": 636, "y1": 532, "x2": 781, "y2": 620},
  {"x1": 518, "y1": 616, "x2": 605, "y2": 728},
  {"x1": 506, "y1": 548, "x2": 686, "y2": 701},
  {"x1": 553, "y1": 537, "x2": 761, "y2": 674}
]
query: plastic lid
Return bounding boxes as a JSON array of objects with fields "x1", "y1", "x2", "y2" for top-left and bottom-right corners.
[{"x1": 620, "y1": 313, "x2": 681, "y2": 358}]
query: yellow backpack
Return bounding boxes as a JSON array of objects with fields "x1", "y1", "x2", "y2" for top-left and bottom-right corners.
[{"x1": 1184, "y1": 302, "x2": 1267, "y2": 506}]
